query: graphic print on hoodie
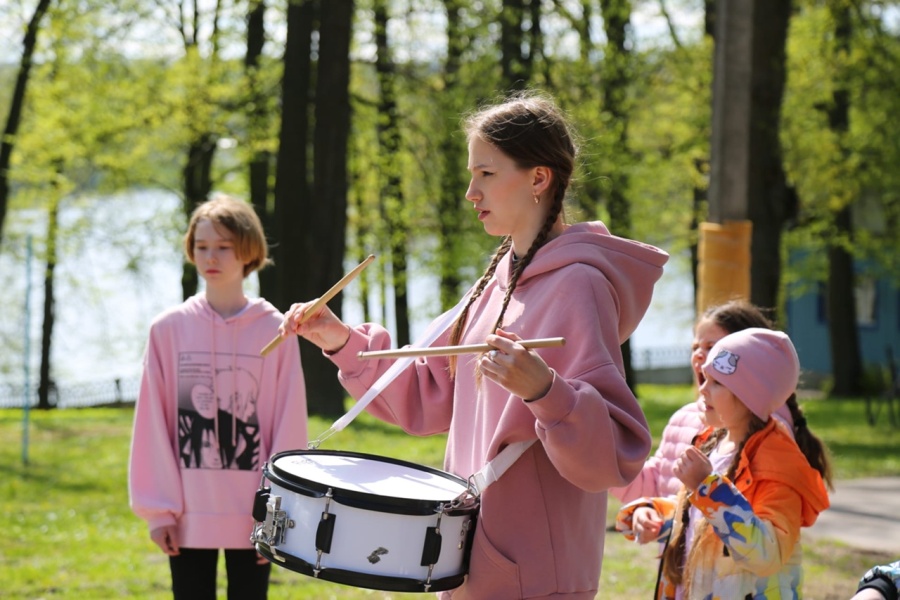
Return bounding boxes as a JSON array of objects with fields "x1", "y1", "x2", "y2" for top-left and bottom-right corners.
[{"x1": 177, "y1": 352, "x2": 264, "y2": 471}]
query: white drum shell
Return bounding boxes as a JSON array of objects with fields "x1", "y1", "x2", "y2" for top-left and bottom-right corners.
[
  {"x1": 260, "y1": 451, "x2": 477, "y2": 586},
  {"x1": 269, "y1": 479, "x2": 473, "y2": 579}
]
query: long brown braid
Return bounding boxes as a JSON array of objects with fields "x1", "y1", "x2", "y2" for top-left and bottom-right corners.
[
  {"x1": 448, "y1": 91, "x2": 578, "y2": 377},
  {"x1": 784, "y1": 393, "x2": 834, "y2": 490},
  {"x1": 662, "y1": 415, "x2": 768, "y2": 586},
  {"x1": 447, "y1": 237, "x2": 512, "y2": 376}
]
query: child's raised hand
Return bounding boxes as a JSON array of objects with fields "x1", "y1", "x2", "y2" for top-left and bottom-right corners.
[
  {"x1": 630, "y1": 506, "x2": 664, "y2": 545},
  {"x1": 673, "y1": 446, "x2": 713, "y2": 491}
]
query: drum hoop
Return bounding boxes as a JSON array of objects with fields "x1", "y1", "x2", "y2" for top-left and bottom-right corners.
[
  {"x1": 256, "y1": 542, "x2": 468, "y2": 593},
  {"x1": 265, "y1": 449, "x2": 478, "y2": 517}
]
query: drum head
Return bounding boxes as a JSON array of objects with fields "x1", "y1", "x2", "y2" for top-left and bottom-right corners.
[{"x1": 266, "y1": 450, "x2": 471, "y2": 514}]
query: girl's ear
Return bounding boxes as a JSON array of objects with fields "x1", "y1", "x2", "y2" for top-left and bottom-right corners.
[{"x1": 532, "y1": 166, "x2": 552, "y2": 196}]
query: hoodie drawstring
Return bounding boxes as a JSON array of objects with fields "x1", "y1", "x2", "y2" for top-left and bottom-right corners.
[
  {"x1": 231, "y1": 324, "x2": 237, "y2": 448},
  {"x1": 211, "y1": 320, "x2": 221, "y2": 453}
]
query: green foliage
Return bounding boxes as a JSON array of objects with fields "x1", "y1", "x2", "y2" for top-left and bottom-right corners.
[{"x1": 782, "y1": 2, "x2": 900, "y2": 286}]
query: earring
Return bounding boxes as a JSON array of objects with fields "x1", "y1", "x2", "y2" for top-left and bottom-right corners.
[{"x1": 533, "y1": 194, "x2": 540, "y2": 205}]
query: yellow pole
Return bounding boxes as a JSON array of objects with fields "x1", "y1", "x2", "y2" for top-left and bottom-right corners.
[{"x1": 697, "y1": 220, "x2": 752, "y2": 315}]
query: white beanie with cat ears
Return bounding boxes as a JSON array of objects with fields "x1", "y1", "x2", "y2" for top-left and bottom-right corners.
[{"x1": 701, "y1": 327, "x2": 800, "y2": 421}]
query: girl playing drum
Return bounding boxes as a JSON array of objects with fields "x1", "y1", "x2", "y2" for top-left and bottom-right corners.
[{"x1": 279, "y1": 91, "x2": 668, "y2": 599}]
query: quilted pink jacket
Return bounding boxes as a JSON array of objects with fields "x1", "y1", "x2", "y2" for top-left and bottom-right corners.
[{"x1": 611, "y1": 400, "x2": 794, "y2": 504}]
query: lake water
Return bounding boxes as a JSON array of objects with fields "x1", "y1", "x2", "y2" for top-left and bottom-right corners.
[{"x1": 1, "y1": 189, "x2": 694, "y2": 392}]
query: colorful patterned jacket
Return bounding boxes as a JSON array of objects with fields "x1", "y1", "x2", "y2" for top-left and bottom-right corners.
[{"x1": 616, "y1": 419, "x2": 830, "y2": 599}]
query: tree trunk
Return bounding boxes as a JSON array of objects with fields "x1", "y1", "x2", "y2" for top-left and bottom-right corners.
[
  {"x1": 374, "y1": 0, "x2": 410, "y2": 347},
  {"x1": 691, "y1": 0, "x2": 713, "y2": 309},
  {"x1": 272, "y1": 0, "x2": 315, "y2": 314},
  {"x1": 300, "y1": 0, "x2": 354, "y2": 417},
  {"x1": 825, "y1": 0, "x2": 862, "y2": 395},
  {"x1": 181, "y1": 134, "x2": 216, "y2": 299},
  {"x1": 245, "y1": 0, "x2": 276, "y2": 298},
  {"x1": 0, "y1": 0, "x2": 53, "y2": 250},
  {"x1": 827, "y1": 207, "x2": 861, "y2": 395},
  {"x1": 437, "y1": 0, "x2": 466, "y2": 310},
  {"x1": 38, "y1": 196, "x2": 59, "y2": 409},
  {"x1": 705, "y1": 0, "x2": 716, "y2": 38},
  {"x1": 706, "y1": 0, "x2": 793, "y2": 313},
  {"x1": 500, "y1": 0, "x2": 534, "y2": 92},
  {"x1": 270, "y1": 0, "x2": 314, "y2": 411},
  {"x1": 746, "y1": 0, "x2": 793, "y2": 313},
  {"x1": 600, "y1": 0, "x2": 637, "y2": 392},
  {"x1": 691, "y1": 159, "x2": 707, "y2": 309}
]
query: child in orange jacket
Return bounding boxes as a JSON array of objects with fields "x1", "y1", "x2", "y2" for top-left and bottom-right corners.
[{"x1": 617, "y1": 328, "x2": 832, "y2": 599}]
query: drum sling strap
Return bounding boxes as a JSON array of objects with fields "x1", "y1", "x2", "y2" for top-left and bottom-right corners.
[
  {"x1": 253, "y1": 278, "x2": 538, "y2": 593},
  {"x1": 307, "y1": 278, "x2": 536, "y2": 497}
]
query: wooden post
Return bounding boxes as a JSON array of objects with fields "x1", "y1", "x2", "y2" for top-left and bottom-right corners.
[
  {"x1": 697, "y1": 220, "x2": 752, "y2": 315},
  {"x1": 699, "y1": 0, "x2": 755, "y2": 315}
]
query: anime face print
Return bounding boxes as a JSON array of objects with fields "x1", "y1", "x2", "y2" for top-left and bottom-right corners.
[{"x1": 177, "y1": 352, "x2": 263, "y2": 470}]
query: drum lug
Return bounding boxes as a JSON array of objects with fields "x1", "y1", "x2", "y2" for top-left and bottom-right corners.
[
  {"x1": 419, "y1": 509, "x2": 448, "y2": 592},
  {"x1": 313, "y1": 488, "x2": 335, "y2": 578},
  {"x1": 458, "y1": 518, "x2": 472, "y2": 549},
  {"x1": 251, "y1": 493, "x2": 294, "y2": 548}
]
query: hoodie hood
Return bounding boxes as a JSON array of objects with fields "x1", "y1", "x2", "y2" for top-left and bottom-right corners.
[
  {"x1": 182, "y1": 294, "x2": 274, "y2": 325},
  {"x1": 496, "y1": 221, "x2": 669, "y2": 343}
]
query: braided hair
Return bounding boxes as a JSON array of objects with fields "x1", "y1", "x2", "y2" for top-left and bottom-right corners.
[
  {"x1": 448, "y1": 91, "x2": 578, "y2": 377},
  {"x1": 784, "y1": 393, "x2": 834, "y2": 490}
]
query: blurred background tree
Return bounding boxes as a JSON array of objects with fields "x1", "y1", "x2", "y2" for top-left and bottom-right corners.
[{"x1": 2, "y1": 0, "x2": 899, "y2": 411}]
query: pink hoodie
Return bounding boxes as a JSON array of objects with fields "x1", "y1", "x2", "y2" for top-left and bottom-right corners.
[
  {"x1": 329, "y1": 222, "x2": 668, "y2": 598},
  {"x1": 128, "y1": 295, "x2": 308, "y2": 548}
]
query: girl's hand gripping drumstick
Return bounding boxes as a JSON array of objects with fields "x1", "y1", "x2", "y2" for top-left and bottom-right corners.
[{"x1": 260, "y1": 254, "x2": 375, "y2": 356}]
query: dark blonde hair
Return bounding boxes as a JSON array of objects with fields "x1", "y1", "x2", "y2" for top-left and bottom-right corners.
[
  {"x1": 183, "y1": 195, "x2": 272, "y2": 277},
  {"x1": 448, "y1": 91, "x2": 578, "y2": 374},
  {"x1": 661, "y1": 416, "x2": 767, "y2": 587}
]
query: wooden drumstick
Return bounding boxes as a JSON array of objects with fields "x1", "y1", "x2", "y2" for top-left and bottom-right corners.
[
  {"x1": 356, "y1": 337, "x2": 566, "y2": 359},
  {"x1": 260, "y1": 254, "x2": 376, "y2": 357}
]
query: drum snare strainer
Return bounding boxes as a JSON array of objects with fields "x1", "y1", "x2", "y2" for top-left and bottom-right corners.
[{"x1": 251, "y1": 449, "x2": 479, "y2": 593}]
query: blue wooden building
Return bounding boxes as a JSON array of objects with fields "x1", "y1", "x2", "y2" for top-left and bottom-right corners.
[{"x1": 786, "y1": 275, "x2": 900, "y2": 389}]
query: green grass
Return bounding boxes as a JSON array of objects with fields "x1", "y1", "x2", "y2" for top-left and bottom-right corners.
[{"x1": 1, "y1": 384, "x2": 897, "y2": 599}]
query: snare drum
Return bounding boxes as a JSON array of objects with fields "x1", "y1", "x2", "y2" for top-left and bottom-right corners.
[{"x1": 251, "y1": 449, "x2": 478, "y2": 593}]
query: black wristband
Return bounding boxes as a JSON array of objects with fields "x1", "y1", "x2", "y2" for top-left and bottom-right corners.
[{"x1": 857, "y1": 575, "x2": 898, "y2": 600}]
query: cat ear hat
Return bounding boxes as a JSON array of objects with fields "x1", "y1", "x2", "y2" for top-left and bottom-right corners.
[{"x1": 701, "y1": 327, "x2": 800, "y2": 421}]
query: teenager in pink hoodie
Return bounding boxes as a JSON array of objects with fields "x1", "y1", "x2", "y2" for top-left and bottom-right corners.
[
  {"x1": 611, "y1": 300, "x2": 801, "y2": 506},
  {"x1": 279, "y1": 91, "x2": 669, "y2": 599},
  {"x1": 128, "y1": 195, "x2": 308, "y2": 600}
]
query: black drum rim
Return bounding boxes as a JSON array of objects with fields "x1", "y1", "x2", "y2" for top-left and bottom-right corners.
[{"x1": 256, "y1": 542, "x2": 467, "y2": 592}]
